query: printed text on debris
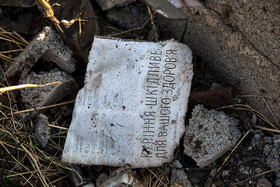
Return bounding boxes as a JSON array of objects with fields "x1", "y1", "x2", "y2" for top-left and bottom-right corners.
[{"x1": 140, "y1": 49, "x2": 178, "y2": 159}]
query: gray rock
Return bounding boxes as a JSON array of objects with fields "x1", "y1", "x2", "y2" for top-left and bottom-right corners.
[
  {"x1": 184, "y1": 105, "x2": 241, "y2": 167},
  {"x1": 172, "y1": 160, "x2": 183, "y2": 168},
  {"x1": 171, "y1": 169, "x2": 193, "y2": 187},
  {"x1": 221, "y1": 170, "x2": 229, "y2": 177},
  {"x1": 254, "y1": 133, "x2": 261, "y2": 141},
  {"x1": 20, "y1": 69, "x2": 78, "y2": 108},
  {"x1": 35, "y1": 114, "x2": 50, "y2": 147},
  {"x1": 276, "y1": 173, "x2": 280, "y2": 187},
  {"x1": 263, "y1": 135, "x2": 280, "y2": 170},
  {"x1": 254, "y1": 168, "x2": 263, "y2": 174},
  {"x1": 5, "y1": 26, "x2": 76, "y2": 78},
  {"x1": 96, "y1": 0, "x2": 136, "y2": 10}
]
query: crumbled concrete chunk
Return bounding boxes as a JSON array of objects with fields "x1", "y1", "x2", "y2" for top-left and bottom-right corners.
[
  {"x1": 20, "y1": 69, "x2": 78, "y2": 108},
  {"x1": 62, "y1": 36, "x2": 193, "y2": 167},
  {"x1": 184, "y1": 105, "x2": 241, "y2": 167},
  {"x1": 96, "y1": 0, "x2": 136, "y2": 10},
  {"x1": 171, "y1": 160, "x2": 193, "y2": 187},
  {"x1": 6, "y1": 26, "x2": 76, "y2": 78},
  {"x1": 35, "y1": 114, "x2": 50, "y2": 147}
]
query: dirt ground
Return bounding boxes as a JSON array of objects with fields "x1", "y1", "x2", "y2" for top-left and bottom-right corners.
[{"x1": 0, "y1": 0, "x2": 279, "y2": 186}]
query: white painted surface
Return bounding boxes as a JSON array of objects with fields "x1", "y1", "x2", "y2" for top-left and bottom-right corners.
[{"x1": 62, "y1": 36, "x2": 193, "y2": 167}]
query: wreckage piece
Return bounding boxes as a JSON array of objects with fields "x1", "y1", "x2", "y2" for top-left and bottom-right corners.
[
  {"x1": 20, "y1": 69, "x2": 78, "y2": 108},
  {"x1": 5, "y1": 26, "x2": 76, "y2": 78},
  {"x1": 98, "y1": 168, "x2": 144, "y2": 187},
  {"x1": 62, "y1": 36, "x2": 193, "y2": 167},
  {"x1": 184, "y1": 105, "x2": 241, "y2": 167}
]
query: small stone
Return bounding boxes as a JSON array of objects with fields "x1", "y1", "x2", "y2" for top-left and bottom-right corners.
[
  {"x1": 6, "y1": 26, "x2": 76, "y2": 78},
  {"x1": 184, "y1": 105, "x2": 241, "y2": 167},
  {"x1": 221, "y1": 170, "x2": 229, "y2": 177},
  {"x1": 251, "y1": 114, "x2": 257, "y2": 125},
  {"x1": 96, "y1": 0, "x2": 136, "y2": 10},
  {"x1": 264, "y1": 137, "x2": 272, "y2": 144},
  {"x1": 236, "y1": 98, "x2": 242, "y2": 104},
  {"x1": 254, "y1": 133, "x2": 261, "y2": 141},
  {"x1": 171, "y1": 169, "x2": 193, "y2": 187},
  {"x1": 257, "y1": 178, "x2": 272, "y2": 187},
  {"x1": 254, "y1": 168, "x2": 263, "y2": 174},
  {"x1": 210, "y1": 82, "x2": 223, "y2": 90},
  {"x1": 172, "y1": 160, "x2": 183, "y2": 168},
  {"x1": 275, "y1": 179, "x2": 280, "y2": 187},
  {"x1": 263, "y1": 137, "x2": 280, "y2": 170},
  {"x1": 20, "y1": 69, "x2": 78, "y2": 108},
  {"x1": 35, "y1": 114, "x2": 50, "y2": 147},
  {"x1": 239, "y1": 165, "x2": 250, "y2": 175}
]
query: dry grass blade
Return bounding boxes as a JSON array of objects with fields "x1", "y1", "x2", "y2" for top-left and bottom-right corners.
[
  {"x1": 240, "y1": 94, "x2": 279, "y2": 126},
  {"x1": 0, "y1": 82, "x2": 62, "y2": 94},
  {"x1": 205, "y1": 129, "x2": 253, "y2": 187},
  {"x1": 254, "y1": 125, "x2": 280, "y2": 133},
  {"x1": 106, "y1": 13, "x2": 155, "y2": 37},
  {"x1": 0, "y1": 27, "x2": 28, "y2": 63},
  {"x1": 146, "y1": 168, "x2": 169, "y2": 187},
  {"x1": 217, "y1": 103, "x2": 278, "y2": 130},
  {"x1": 233, "y1": 166, "x2": 280, "y2": 186},
  {"x1": 0, "y1": 100, "x2": 75, "y2": 120},
  {"x1": 5, "y1": 131, "x2": 48, "y2": 186},
  {"x1": 147, "y1": 5, "x2": 158, "y2": 42}
]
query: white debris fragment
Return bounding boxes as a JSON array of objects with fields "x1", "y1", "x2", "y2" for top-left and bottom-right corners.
[
  {"x1": 184, "y1": 105, "x2": 241, "y2": 167},
  {"x1": 96, "y1": 0, "x2": 136, "y2": 10},
  {"x1": 62, "y1": 36, "x2": 193, "y2": 167}
]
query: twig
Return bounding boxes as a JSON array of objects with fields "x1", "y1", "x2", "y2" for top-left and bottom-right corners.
[
  {"x1": 107, "y1": 17, "x2": 151, "y2": 37},
  {"x1": 254, "y1": 125, "x2": 280, "y2": 133},
  {"x1": 147, "y1": 168, "x2": 168, "y2": 187},
  {"x1": 189, "y1": 88, "x2": 233, "y2": 103},
  {"x1": 48, "y1": 124, "x2": 68, "y2": 130},
  {"x1": 36, "y1": 0, "x2": 63, "y2": 34},
  {"x1": 218, "y1": 104, "x2": 278, "y2": 130},
  {"x1": 147, "y1": 5, "x2": 158, "y2": 42},
  {"x1": 0, "y1": 82, "x2": 61, "y2": 94},
  {"x1": 217, "y1": 129, "x2": 253, "y2": 173},
  {"x1": 205, "y1": 130, "x2": 253, "y2": 187},
  {"x1": 240, "y1": 94, "x2": 279, "y2": 127},
  {"x1": 0, "y1": 100, "x2": 75, "y2": 120}
]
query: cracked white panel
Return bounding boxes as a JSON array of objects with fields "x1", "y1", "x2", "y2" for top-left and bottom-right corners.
[{"x1": 62, "y1": 36, "x2": 193, "y2": 167}]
